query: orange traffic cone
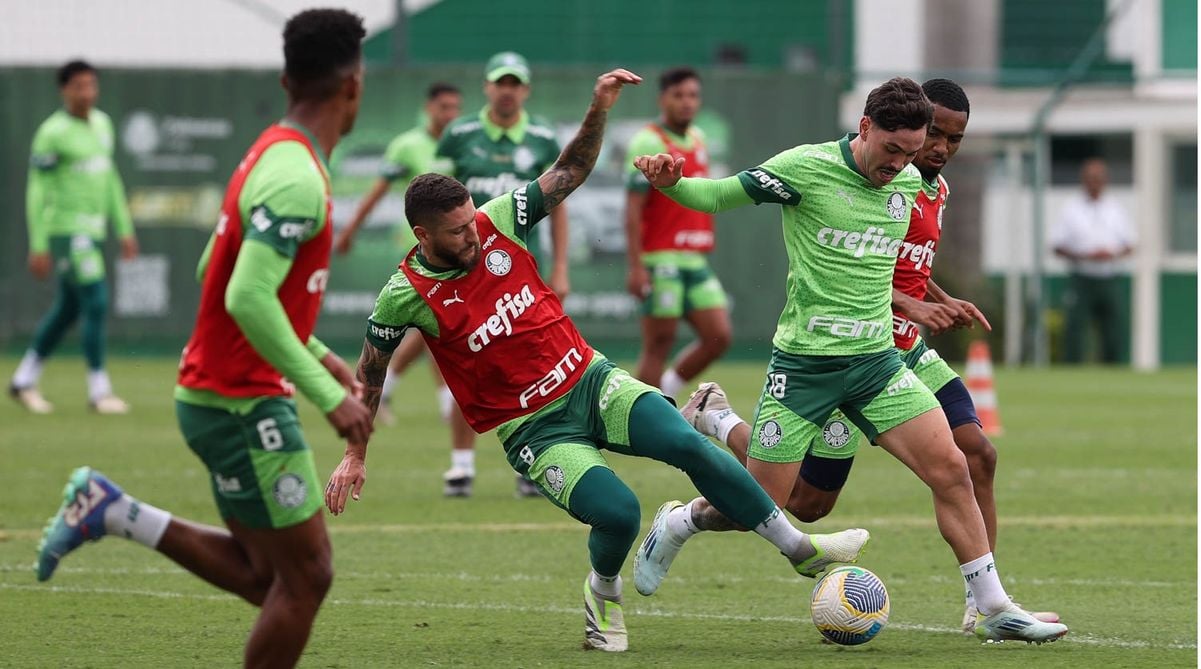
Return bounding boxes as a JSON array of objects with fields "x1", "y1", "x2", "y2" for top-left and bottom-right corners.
[{"x1": 964, "y1": 340, "x2": 1003, "y2": 437}]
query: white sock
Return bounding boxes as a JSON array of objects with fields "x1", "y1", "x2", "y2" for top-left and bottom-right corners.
[
  {"x1": 961, "y1": 552, "x2": 1010, "y2": 615},
  {"x1": 659, "y1": 369, "x2": 686, "y2": 398},
  {"x1": 437, "y1": 385, "x2": 455, "y2": 421},
  {"x1": 451, "y1": 448, "x2": 475, "y2": 475},
  {"x1": 381, "y1": 367, "x2": 398, "y2": 402},
  {"x1": 752, "y1": 506, "x2": 807, "y2": 559},
  {"x1": 665, "y1": 499, "x2": 702, "y2": 541},
  {"x1": 87, "y1": 369, "x2": 113, "y2": 401},
  {"x1": 589, "y1": 571, "x2": 622, "y2": 599},
  {"x1": 103, "y1": 494, "x2": 171, "y2": 548},
  {"x1": 714, "y1": 410, "x2": 745, "y2": 445},
  {"x1": 12, "y1": 349, "x2": 44, "y2": 388}
]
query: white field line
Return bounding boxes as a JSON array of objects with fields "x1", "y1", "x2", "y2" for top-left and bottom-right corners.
[
  {"x1": 0, "y1": 513, "x2": 1194, "y2": 541},
  {"x1": 0, "y1": 564, "x2": 1190, "y2": 590},
  {"x1": 0, "y1": 582, "x2": 1193, "y2": 651}
]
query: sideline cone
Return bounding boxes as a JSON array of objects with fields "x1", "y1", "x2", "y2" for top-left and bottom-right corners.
[{"x1": 964, "y1": 340, "x2": 1003, "y2": 436}]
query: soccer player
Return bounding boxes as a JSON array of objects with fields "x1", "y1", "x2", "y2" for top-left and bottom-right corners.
[
  {"x1": 10, "y1": 60, "x2": 138, "y2": 414},
  {"x1": 35, "y1": 10, "x2": 374, "y2": 667},
  {"x1": 632, "y1": 77, "x2": 1069, "y2": 645},
  {"x1": 334, "y1": 82, "x2": 463, "y2": 428},
  {"x1": 679, "y1": 78, "x2": 1060, "y2": 635},
  {"x1": 625, "y1": 67, "x2": 731, "y2": 399},
  {"x1": 434, "y1": 51, "x2": 569, "y2": 497},
  {"x1": 324, "y1": 68, "x2": 869, "y2": 653}
]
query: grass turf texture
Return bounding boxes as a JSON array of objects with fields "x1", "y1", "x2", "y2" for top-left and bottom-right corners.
[{"x1": 0, "y1": 356, "x2": 1195, "y2": 668}]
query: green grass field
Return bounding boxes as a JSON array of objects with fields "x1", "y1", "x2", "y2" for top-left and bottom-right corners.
[{"x1": 0, "y1": 356, "x2": 1195, "y2": 668}]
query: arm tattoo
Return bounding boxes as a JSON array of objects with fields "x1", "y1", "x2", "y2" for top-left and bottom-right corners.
[
  {"x1": 356, "y1": 339, "x2": 393, "y2": 425},
  {"x1": 539, "y1": 104, "x2": 608, "y2": 210}
]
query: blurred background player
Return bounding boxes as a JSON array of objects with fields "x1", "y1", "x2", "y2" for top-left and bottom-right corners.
[
  {"x1": 434, "y1": 51, "x2": 569, "y2": 497},
  {"x1": 1051, "y1": 157, "x2": 1135, "y2": 364},
  {"x1": 324, "y1": 68, "x2": 868, "y2": 652},
  {"x1": 35, "y1": 10, "x2": 373, "y2": 668},
  {"x1": 681, "y1": 78, "x2": 1059, "y2": 635},
  {"x1": 632, "y1": 77, "x2": 1068, "y2": 645},
  {"x1": 334, "y1": 81, "x2": 463, "y2": 427},
  {"x1": 624, "y1": 67, "x2": 731, "y2": 399},
  {"x1": 10, "y1": 60, "x2": 138, "y2": 415}
]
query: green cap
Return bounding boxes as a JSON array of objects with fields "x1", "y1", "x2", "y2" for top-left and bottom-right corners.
[{"x1": 485, "y1": 51, "x2": 531, "y2": 84}]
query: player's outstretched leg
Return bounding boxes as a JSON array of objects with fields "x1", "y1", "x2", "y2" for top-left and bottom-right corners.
[{"x1": 626, "y1": 393, "x2": 868, "y2": 595}]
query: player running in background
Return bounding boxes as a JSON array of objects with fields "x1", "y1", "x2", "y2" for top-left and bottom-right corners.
[
  {"x1": 680, "y1": 78, "x2": 1059, "y2": 636},
  {"x1": 624, "y1": 67, "x2": 731, "y2": 399},
  {"x1": 10, "y1": 60, "x2": 138, "y2": 415},
  {"x1": 36, "y1": 10, "x2": 374, "y2": 667},
  {"x1": 434, "y1": 51, "x2": 570, "y2": 497},
  {"x1": 633, "y1": 77, "x2": 1068, "y2": 645},
  {"x1": 334, "y1": 82, "x2": 463, "y2": 427},
  {"x1": 323, "y1": 68, "x2": 869, "y2": 653}
]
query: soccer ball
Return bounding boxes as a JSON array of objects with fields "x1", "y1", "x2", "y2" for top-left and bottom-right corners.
[{"x1": 810, "y1": 566, "x2": 890, "y2": 645}]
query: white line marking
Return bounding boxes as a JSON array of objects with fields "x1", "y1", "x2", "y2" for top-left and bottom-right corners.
[{"x1": 0, "y1": 582, "x2": 1193, "y2": 650}]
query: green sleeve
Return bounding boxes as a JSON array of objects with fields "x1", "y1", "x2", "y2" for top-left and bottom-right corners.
[
  {"x1": 624, "y1": 128, "x2": 667, "y2": 193},
  {"x1": 434, "y1": 130, "x2": 459, "y2": 177},
  {"x1": 108, "y1": 167, "x2": 134, "y2": 239},
  {"x1": 240, "y1": 141, "x2": 328, "y2": 257},
  {"x1": 734, "y1": 148, "x2": 805, "y2": 205},
  {"x1": 306, "y1": 335, "x2": 330, "y2": 360},
  {"x1": 365, "y1": 272, "x2": 418, "y2": 352},
  {"x1": 380, "y1": 134, "x2": 412, "y2": 182},
  {"x1": 26, "y1": 124, "x2": 56, "y2": 253},
  {"x1": 479, "y1": 180, "x2": 547, "y2": 246},
  {"x1": 196, "y1": 231, "x2": 216, "y2": 283},
  {"x1": 658, "y1": 175, "x2": 755, "y2": 214},
  {"x1": 225, "y1": 239, "x2": 346, "y2": 413}
]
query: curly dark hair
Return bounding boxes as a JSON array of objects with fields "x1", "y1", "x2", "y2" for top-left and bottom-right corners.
[
  {"x1": 405, "y1": 174, "x2": 471, "y2": 228},
  {"x1": 922, "y1": 78, "x2": 970, "y2": 118},
  {"x1": 863, "y1": 77, "x2": 933, "y2": 132},
  {"x1": 282, "y1": 8, "x2": 366, "y2": 101},
  {"x1": 660, "y1": 67, "x2": 700, "y2": 92},
  {"x1": 57, "y1": 60, "x2": 96, "y2": 87}
]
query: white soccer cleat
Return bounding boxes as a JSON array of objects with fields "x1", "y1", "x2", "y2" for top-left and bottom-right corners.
[
  {"x1": 90, "y1": 395, "x2": 130, "y2": 415},
  {"x1": 680, "y1": 382, "x2": 730, "y2": 437},
  {"x1": 583, "y1": 577, "x2": 627, "y2": 652},
  {"x1": 974, "y1": 603, "x2": 1069, "y2": 644},
  {"x1": 964, "y1": 598, "x2": 1061, "y2": 635},
  {"x1": 10, "y1": 384, "x2": 53, "y2": 414},
  {"x1": 441, "y1": 467, "x2": 473, "y2": 497},
  {"x1": 792, "y1": 528, "x2": 870, "y2": 578},
  {"x1": 633, "y1": 500, "x2": 686, "y2": 596}
]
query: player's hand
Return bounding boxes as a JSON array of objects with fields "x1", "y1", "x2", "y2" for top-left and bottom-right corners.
[
  {"x1": 326, "y1": 394, "x2": 374, "y2": 444},
  {"x1": 634, "y1": 153, "x2": 685, "y2": 189},
  {"x1": 550, "y1": 264, "x2": 571, "y2": 300},
  {"x1": 321, "y1": 351, "x2": 363, "y2": 397},
  {"x1": 950, "y1": 298, "x2": 992, "y2": 331},
  {"x1": 627, "y1": 264, "x2": 650, "y2": 299},
  {"x1": 592, "y1": 68, "x2": 642, "y2": 112},
  {"x1": 333, "y1": 228, "x2": 354, "y2": 255},
  {"x1": 28, "y1": 252, "x2": 51, "y2": 279},
  {"x1": 325, "y1": 453, "x2": 366, "y2": 515},
  {"x1": 904, "y1": 300, "x2": 960, "y2": 335},
  {"x1": 120, "y1": 236, "x2": 139, "y2": 260}
]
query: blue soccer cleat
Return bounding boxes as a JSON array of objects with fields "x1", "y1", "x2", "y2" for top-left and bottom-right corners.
[{"x1": 36, "y1": 466, "x2": 123, "y2": 582}]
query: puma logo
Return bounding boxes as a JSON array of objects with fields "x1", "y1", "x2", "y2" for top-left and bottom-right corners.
[
  {"x1": 442, "y1": 290, "x2": 465, "y2": 307},
  {"x1": 836, "y1": 189, "x2": 854, "y2": 207}
]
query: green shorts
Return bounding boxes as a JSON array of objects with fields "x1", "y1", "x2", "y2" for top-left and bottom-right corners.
[
  {"x1": 748, "y1": 347, "x2": 940, "y2": 464},
  {"x1": 642, "y1": 251, "x2": 728, "y2": 318},
  {"x1": 809, "y1": 338, "x2": 962, "y2": 458},
  {"x1": 500, "y1": 357, "x2": 660, "y2": 509},
  {"x1": 50, "y1": 234, "x2": 106, "y2": 285},
  {"x1": 176, "y1": 397, "x2": 322, "y2": 529}
]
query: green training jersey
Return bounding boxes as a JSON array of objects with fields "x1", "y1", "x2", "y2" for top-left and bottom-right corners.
[
  {"x1": 435, "y1": 107, "x2": 560, "y2": 206},
  {"x1": 736, "y1": 133, "x2": 922, "y2": 356},
  {"x1": 364, "y1": 181, "x2": 546, "y2": 347},
  {"x1": 380, "y1": 125, "x2": 441, "y2": 247},
  {"x1": 26, "y1": 108, "x2": 133, "y2": 253}
]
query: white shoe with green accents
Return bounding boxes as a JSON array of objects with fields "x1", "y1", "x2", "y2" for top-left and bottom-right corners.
[
  {"x1": 583, "y1": 577, "x2": 627, "y2": 652},
  {"x1": 791, "y1": 528, "x2": 870, "y2": 578},
  {"x1": 633, "y1": 500, "x2": 686, "y2": 596}
]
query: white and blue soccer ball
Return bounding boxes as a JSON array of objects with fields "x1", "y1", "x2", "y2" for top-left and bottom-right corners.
[{"x1": 810, "y1": 566, "x2": 890, "y2": 645}]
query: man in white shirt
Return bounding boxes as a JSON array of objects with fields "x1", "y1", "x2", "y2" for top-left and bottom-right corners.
[{"x1": 1051, "y1": 158, "x2": 1135, "y2": 363}]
